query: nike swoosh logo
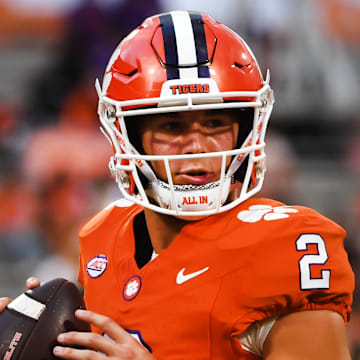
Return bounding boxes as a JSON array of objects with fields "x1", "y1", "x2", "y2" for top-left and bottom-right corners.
[{"x1": 176, "y1": 267, "x2": 210, "y2": 285}]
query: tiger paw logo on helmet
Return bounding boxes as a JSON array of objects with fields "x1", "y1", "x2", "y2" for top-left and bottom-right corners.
[{"x1": 237, "y1": 204, "x2": 298, "y2": 223}]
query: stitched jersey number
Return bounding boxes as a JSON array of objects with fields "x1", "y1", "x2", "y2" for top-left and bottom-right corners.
[{"x1": 296, "y1": 234, "x2": 330, "y2": 290}]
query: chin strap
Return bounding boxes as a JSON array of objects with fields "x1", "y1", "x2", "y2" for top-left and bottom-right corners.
[{"x1": 149, "y1": 177, "x2": 232, "y2": 213}]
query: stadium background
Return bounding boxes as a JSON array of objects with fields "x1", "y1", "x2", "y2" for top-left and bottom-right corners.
[{"x1": 0, "y1": 0, "x2": 359, "y2": 356}]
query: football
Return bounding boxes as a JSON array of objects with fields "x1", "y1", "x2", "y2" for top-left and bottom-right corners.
[{"x1": 0, "y1": 278, "x2": 91, "y2": 360}]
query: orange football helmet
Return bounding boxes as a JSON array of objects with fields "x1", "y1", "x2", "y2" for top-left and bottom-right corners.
[{"x1": 96, "y1": 10, "x2": 274, "y2": 217}]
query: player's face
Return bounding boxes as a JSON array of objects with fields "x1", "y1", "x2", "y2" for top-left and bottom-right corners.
[{"x1": 140, "y1": 110, "x2": 239, "y2": 185}]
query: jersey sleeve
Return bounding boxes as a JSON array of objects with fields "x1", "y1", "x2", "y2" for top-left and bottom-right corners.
[
  {"x1": 77, "y1": 205, "x2": 113, "y2": 288},
  {"x1": 227, "y1": 204, "x2": 355, "y2": 336}
]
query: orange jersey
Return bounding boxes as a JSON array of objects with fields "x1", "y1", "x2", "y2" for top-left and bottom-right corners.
[{"x1": 78, "y1": 197, "x2": 354, "y2": 359}]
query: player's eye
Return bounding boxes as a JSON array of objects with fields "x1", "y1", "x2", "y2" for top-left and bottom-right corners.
[
  {"x1": 159, "y1": 120, "x2": 184, "y2": 132},
  {"x1": 206, "y1": 119, "x2": 225, "y2": 127},
  {"x1": 204, "y1": 118, "x2": 232, "y2": 129}
]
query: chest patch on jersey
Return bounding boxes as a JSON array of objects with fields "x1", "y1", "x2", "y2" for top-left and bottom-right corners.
[
  {"x1": 86, "y1": 254, "x2": 108, "y2": 278},
  {"x1": 237, "y1": 205, "x2": 298, "y2": 223},
  {"x1": 123, "y1": 275, "x2": 142, "y2": 301}
]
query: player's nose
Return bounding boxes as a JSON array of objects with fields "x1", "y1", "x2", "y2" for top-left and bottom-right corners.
[{"x1": 182, "y1": 122, "x2": 208, "y2": 154}]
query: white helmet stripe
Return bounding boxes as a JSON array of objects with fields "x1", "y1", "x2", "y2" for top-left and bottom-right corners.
[{"x1": 170, "y1": 11, "x2": 198, "y2": 79}]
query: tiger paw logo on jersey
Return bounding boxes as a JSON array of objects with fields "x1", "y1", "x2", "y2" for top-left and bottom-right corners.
[
  {"x1": 123, "y1": 275, "x2": 142, "y2": 301},
  {"x1": 237, "y1": 204, "x2": 298, "y2": 223}
]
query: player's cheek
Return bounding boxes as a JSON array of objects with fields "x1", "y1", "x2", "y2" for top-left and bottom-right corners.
[
  {"x1": 208, "y1": 132, "x2": 236, "y2": 152},
  {"x1": 151, "y1": 134, "x2": 183, "y2": 155},
  {"x1": 150, "y1": 160, "x2": 168, "y2": 181}
]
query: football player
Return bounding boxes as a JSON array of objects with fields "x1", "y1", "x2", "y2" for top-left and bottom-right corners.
[{"x1": 0, "y1": 10, "x2": 355, "y2": 360}]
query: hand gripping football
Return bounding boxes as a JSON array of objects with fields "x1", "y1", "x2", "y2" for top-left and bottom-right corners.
[{"x1": 0, "y1": 278, "x2": 91, "y2": 360}]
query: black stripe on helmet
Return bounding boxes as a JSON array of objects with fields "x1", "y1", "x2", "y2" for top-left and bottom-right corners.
[
  {"x1": 189, "y1": 12, "x2": 210, "y2": 78},
  {"x1": 159, "y1": 14, "x2": 180, "y2": 80}
]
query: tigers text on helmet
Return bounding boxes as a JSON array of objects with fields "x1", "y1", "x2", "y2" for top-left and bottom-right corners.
[{"x1": 96, "y1": 10, "x2": 274, "y2": 217}]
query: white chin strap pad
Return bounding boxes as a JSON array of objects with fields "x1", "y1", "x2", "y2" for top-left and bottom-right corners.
[{"x1": 150, "y1": 178, "x2": 231, "y2": 213}]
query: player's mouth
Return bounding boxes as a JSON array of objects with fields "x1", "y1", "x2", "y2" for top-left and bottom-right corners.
[{"x1": 176, "y1": 170, "x2": 215, "y2": 185}]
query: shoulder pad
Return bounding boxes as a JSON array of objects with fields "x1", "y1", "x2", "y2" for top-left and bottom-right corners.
[{"x1": 78, "y1": 199, "x2": 141, "y2": 238}]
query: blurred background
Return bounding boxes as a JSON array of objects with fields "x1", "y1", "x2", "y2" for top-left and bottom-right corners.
[{"x1": 0, "y1": 0, "x2": 359, "y2": 356}]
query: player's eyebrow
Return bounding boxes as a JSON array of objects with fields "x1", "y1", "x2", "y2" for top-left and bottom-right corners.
[
  {"x1": 166, "y1": 110, "x2": 225, "y2": 119},
  {"x1": 160, "y1": 112, "x2": 180, "y2": 119}
]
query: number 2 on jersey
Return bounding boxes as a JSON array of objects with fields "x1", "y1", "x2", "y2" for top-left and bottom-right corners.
[{"x1": 296, "y1": 234, "x2": 330, "y2": 290}]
